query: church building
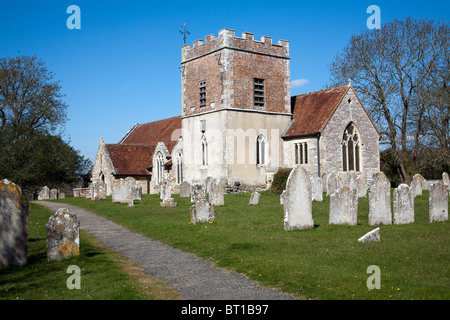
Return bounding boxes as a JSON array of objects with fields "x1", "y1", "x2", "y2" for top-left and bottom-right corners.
[{"x1": 91, "y1": 29, "x2": 380, "y2": 195}]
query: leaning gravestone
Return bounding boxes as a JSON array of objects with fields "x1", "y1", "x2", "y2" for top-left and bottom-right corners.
[
  {"x1": 38, "y1": 186, "x2": 50, "y2": 200},
  {"x1": 329, "y1": 186, "x2": 358, "y2": 225},
  {"x1": 179, "y1": 181, "x2": 191, "y2": 197},
  {"x1": 249, "y1": 191, "x2": 260, "y2": 205},
  {"x1": 393, "y1": 184, "x2": 414, "y2": 224},
  {"x1": 209, "y1": 179, "x2": 224, "y2": 206},
  {"x1": 357, "y1": 228, "x2": 380, "y2": 243},
  {"x1": 310, "y1": 176, "x2": 323, "y2": 201},
  {"x1": 283, "y1": 166, "x2": 314, "y2": 231},
  {"x1": 429, "y1": 181, "x2": 448, "y2": 223},
  {"x1": 368, "y1": 172, "x2": 392, "y2": 226},
  {"x1": 92, "y1": 181, "x2": 107, "y2": 200},
  {"x1": 190, "y1": 200, "x2": 214, "y2": 224},
  {"x1": 0, "y1": 179, "x2": 29, "y2": 269},
  {"x1": 46, "y1": 208, "x2": 80, "y2": 262}
]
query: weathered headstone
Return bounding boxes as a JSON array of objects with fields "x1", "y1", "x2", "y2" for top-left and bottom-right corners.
[
  {"x1": 283, "y1": 166, "x2": 314, "y2": 231},
  {"x1": 356, "y1": 173, "x2": 368, "y2": 198},
  {"x1": 191, "y1": 183, "x2": 207, "y2": 203},
  {"x1": 329, "y1": 186, "x2": 358, "y2": 225},
  {"x1": 0, "y1": 179, "x2": 29, "y2": 269},
  {"x1": 38, "y1": 186, "x2": 50, "y2": 200},
  {"x1": 357, "y1": 227, "x2": 380, "y2": 243},
  {"x1": 429, "y1": 181, "x2": 448, "y2": 223},
  {"x1": 347, "y1": 171, "x2": 358, "y2": 191},
  {"x1": 411, "y1": 173, "x2": 426, "y2": 197},
  {"x1": 249, "y1": 191, "x2": 260, "y2": 205},
  {"x1": 310, "y1": 176, "x2": 323, "y2": 201},
  {"x1": 190, "y1": 200, "x2": 214, "y2": 224},
  {"x1": 92, "y1": 181, "x2": 107, "y2": 200},
  {"x1": 179, "y1": 181, "x2": 191, "y2": 197},
  {"x1": 443, "y1": 172, "x2": 449, "y2": 190},
  {"x1": 49, "y1": 189, "x2": 58, "y2": 200},
  {"x1": 112, "y1": 177, "x2": 135, "y2": 204},
  {"x1": 326, "y1": 173, "x2": 340, "y2": 196},
  {"x1": 160, "y1": 178, "x2": 177, "y2": 207},
  {"x1": 58, "y1": 192, "x2": 65, "y2": 199},
  {"x1": 132, "y1": 185, "x2": 142, "y2": 201},
  {"x1": 280, "y1": 190, "x2": 286, "y2": 205},
  {"x1": 368, "y1": 172, "x2": 392, "y2": 226},
  {"x1": 209, "y1": 179, "x2": 224, "y2": 206},
  {"x1": 46, "y1": 208, "x2": 80, "y2": 261},
  {"x1": 393, "y1": 184, "x2": 414, "y2": 224}
]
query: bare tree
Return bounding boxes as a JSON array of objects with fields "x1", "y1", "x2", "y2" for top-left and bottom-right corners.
[{"x1": 328, "y1": 18, "x2": 449, "y2": 182}]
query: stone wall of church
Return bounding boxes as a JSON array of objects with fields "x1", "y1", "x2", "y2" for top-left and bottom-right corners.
[
  {"x1": 282, "y1": 136, "x2": 320, "y2": 177},
  {"x1": 320, "y1": 87, "x2": 380, "y2": 180},
  {"x1": 91, "y1": 138, "x2": 116, "y2": 196}
]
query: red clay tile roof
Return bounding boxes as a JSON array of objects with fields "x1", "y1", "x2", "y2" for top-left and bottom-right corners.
[
  {"x1": 106, "y1": 144, "x2": 155, "y2": 176},
  {"x1": 283, "y1": 85, "x2": 349, "y2": 139},
  {"x1": 106, "y1": 116, "x2": 182, "y2": 176}
]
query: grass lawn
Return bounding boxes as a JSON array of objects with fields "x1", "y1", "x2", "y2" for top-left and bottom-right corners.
[
  {"x1": 47, "y1": 190, "x2": 449, "y2": 300},
  {"x1": 0, "y1": 203, "x2": 181, "y2": 300}
]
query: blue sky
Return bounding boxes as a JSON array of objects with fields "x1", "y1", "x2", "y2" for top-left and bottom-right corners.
[{"x1": 1, "y1": 0, "x2": 449, "y2": 162}]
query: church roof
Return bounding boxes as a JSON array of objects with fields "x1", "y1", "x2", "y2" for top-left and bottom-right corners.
[
  {"x1": 283, "y1": 85, "x2": 349, "y2": 139},
  {"x1": 106, "y1": 116, "x2": 182, "y2": 176}
]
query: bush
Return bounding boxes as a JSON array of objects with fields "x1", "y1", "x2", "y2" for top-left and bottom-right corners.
[{"x1": 270, "y1": 168, "x2": 293, "y2": 194}]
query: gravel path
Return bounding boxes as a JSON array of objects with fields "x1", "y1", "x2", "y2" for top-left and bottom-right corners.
[{"x1": 36, "y1": 201, "x2": 295, "y2": 300}]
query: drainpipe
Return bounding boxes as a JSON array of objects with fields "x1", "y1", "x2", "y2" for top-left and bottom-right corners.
[{"x1": 317, "y1": 133, "x2": 321, "y2": 177}]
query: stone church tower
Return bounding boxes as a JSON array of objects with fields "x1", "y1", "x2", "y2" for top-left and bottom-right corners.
[{"x1": 180, "y1": 29, "x2": 292, "y2": 189}]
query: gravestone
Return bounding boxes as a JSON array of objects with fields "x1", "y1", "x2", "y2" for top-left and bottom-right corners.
[
  {"x1": 310, "y1": 176, "x2": 323, "y2": 201},
  {"x1": 92, "y1": 181, "x2": 107, "y2": 200},
  {"x1": 329, "y1": 186, "x2": 358, "y2": 225},
  {"x1": 112, "y1": 177, "x2": 135, "y2": 204},
  {"x1": 249, "y1": 192, "x2": 260, "y2": 205},
  {"x1": 38, "y1": 186, "x2": 50, "y2": 200},
  {"x1": 49, "y1": 189, "x2": 58, "y2": 200},
  {"x1": 326, "y1": 173, "x2": 340, "y2": 196},
  {"x1": 190, "y1": 200, "x2": 214, "y2": 224},
  {"x1": 393, "y1": 184, "x2": 414, "y2": 224},
  {"x1": 368, "y1": 172, "x2": 392, "y2": 226},
  {"x1": 59, "y1": 192, "x2": 65, "y2": 199},
  {"x1": 209, "y1": 179, "x2": 224, "y2": 206},
  {"x1": 191, "y1": 183, "x2": 207, "y2": 203},
  {"x1": 283, "y1": 166, "x2": 314, "y2": 231},
  {"x1": 160, "y1": 178, "x2": 177, "y2": 207},
  {"x1": 443, "y1": 172, "x2": 449, "y2": 190},
  {"x1": 356, "y1": 173, "x2": 368, "y2": 198},
  {"x1": 347, "y1": 171, "x2": 358, "y2": 191},
  {"x1": 411, "y1": 174, "x2": 426, "y2": 197},
  {"x1": 357, "y1": 228, "x2": 380, "y2": 243},
  {"x1": 0, "y1": 179, "x2": 29, "y2": 269},
  {"x1": 179, "y1": 181, "x2": 191, "y2": 197},
  {"x1": 280, "y1": 190, "x2": 286, "y2": 205},
  {"x1": 46, "y1": 208, "x2": 80, "y2": 261},
  {"x1": 429, "y1": 181, "x2": 448, "y2": 223},
  {"x1": 132, "y1": 185, "x2": 142, "y2": 201}
]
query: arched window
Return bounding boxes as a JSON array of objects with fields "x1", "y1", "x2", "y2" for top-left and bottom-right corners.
[
  {"x1": 155, "y1": 152, "x2": 164, "y2": 183},
  {"x1": 201, "y1": 135, "x2": 208, "y2": 166},
  {"x1": 342, "y1": 123, "x2": 361, "y2": 172},
  {"x1": 176, "y1": 151, "x2": 183, "y2": 184},
  {"x1": 256, "y1": 134, "x2": 267, "y2": 165}
]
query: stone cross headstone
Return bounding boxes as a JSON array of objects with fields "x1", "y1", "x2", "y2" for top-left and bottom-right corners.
[
  {"x1": 368, "y1": 172, "x2": 392, "y2": 226},
  {"x1": 329, "y1": 186, "x2": 358, "y2": 225},
  {"x1": 357, "y1": 227, "x2": 380, "y2": 243},
  {"x1": 46, "y1": 208, "x2": 80, "y2": 261},
  {"x1": 429, "y1": 181, "x2": 448, "y2": 223},
  {"x1": 310, "y1": 176, "x2": 323, "y2": 201},
  {"x1": 283, "y1": 166, "x2": 314, "y2": 231},
  {"x1": 326, "y1": 173, "x2": 340, "y2": 196},
  {"x1": 179, "y1": 181, "x2": 191, "y2": 197},
  {"x1": 190, "y1": 200, "x2": 215, "y2": 224},
  {"x1": 249, "y1": 191, "x2": 260, "y2": 205},
  {"x1": 38, "y1": 186, "x2": 50, "y2": 200},
  {"x1": 0, "y1": 179, "x2": 29, "y2": 269},
  {"x1": 92, "y1": 181, "x2": 107, "y2": 200},
  {"x1": 209, "y1": 179, "x2": 224, "y2": 206},
  {"x1": 393, "y1": 184, "x2": 414, "y2": 224},
  {"x1": 191, "y1": 183, "x2": 207, "y2": 203}
]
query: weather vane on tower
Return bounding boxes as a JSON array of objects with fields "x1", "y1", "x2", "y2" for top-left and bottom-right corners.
[{"x1": 179, "y1": 23, "x2": 190, "y2": 45}]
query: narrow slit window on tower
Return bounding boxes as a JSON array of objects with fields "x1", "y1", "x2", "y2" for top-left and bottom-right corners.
[
  {"x1": 199, "y1": 81, "x2": 206, "y2": 107},
  {"x1": 254, "y1": 78, "x2": 265, "y2": 107}
]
